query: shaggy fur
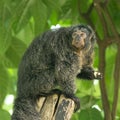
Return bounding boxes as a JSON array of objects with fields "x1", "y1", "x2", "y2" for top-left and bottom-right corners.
[{"x1": 12, "y1": 24, "x2": 101, "y2": 120}]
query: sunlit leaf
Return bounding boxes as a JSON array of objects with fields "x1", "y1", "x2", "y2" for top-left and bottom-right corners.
[{"x1": 0, "y1": 64, "x2": 9, "y2": 106}]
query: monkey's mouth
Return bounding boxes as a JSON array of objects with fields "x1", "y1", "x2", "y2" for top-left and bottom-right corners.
[{"x1": 72, "y1": 39, "x2": 85, "y2": 50}]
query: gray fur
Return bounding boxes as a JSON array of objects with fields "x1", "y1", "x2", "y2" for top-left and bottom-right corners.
[{"x1": 12, "y1": 24, "x2": 98, "y2": 120}]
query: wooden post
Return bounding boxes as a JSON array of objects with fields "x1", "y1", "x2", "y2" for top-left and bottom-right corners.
[{"x1": 35, "y1": 94, "x2": 75, "y2": 120}]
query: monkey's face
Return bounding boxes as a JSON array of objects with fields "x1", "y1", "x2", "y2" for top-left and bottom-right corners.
[
  {"x1": 71, "y1": 26, "x2": 95, "y2": 53},
  {"x1": 72, "y1": 29, "x2": 86, "y2": 50}
]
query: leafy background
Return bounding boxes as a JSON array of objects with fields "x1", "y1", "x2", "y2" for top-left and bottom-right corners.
[{"x1": 0, "y1": 0, "x2": 120, "y2": 120}]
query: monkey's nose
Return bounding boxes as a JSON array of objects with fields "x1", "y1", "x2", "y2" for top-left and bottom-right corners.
[{"x1": 76, "y1": 35, "x2": 80, "y2": 41}]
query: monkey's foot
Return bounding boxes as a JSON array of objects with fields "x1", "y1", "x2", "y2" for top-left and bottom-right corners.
[
  {"x1": 36, "y1": 89, "x2": 62, "y2": 99},
  {"x1": 50, "y1": 89, "x2": 62, "y2": 95},
  {"x1": 64, "y1": 94, "x2": 80, "y2": 112}
]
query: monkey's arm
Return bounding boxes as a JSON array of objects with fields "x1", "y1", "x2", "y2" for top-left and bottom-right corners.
[{"x1": 77, "y1": 66, "x2": 102, "y2": 80}]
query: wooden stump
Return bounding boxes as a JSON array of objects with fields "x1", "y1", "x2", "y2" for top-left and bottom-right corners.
[{"x1": 35, "y1": 94, "x2": 75, "y2": 120}]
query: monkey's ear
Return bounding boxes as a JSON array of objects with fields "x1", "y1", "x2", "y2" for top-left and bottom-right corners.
[{"x1": 87, "y1": 25, "x2": 96, "y2": 42}]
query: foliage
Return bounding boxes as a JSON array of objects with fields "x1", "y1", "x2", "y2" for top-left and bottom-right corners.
[{"x1": 0, "y1": 0, "x2": 120, "y2": 120}]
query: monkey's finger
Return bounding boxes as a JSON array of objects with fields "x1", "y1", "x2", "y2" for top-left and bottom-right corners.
[{"x1": 94, "y1": 71, "x2": 102, "y2": 80}]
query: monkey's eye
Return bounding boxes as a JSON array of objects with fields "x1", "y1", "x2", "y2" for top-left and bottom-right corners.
[
  {"x1": 80, "y1": 32, "x2": 86, "y2": 39},
  {"x1": 72, "y1": 32, "x2": 77, "y2": 38},
  {"x1": 80, "y1": 33, "x2": 84, "y2": 36}
]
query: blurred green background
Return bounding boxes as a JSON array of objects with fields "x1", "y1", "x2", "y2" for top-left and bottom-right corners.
[{"x1": 0, "y1": 0, "x2": 120, "y2": 120}]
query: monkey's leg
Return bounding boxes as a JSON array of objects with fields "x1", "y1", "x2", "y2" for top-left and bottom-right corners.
[
  {"x1": 77, "y1": 66, "x2": 102, "y2": 80},
  {"x1": 36, "y1": 89, "x2": 62, "y2": 99},
  {"x1": 55, "y1": 60, "x2": 80, "y2": 112},
  {"x1": 57, "y1": 79, "x2": 80, "y2": 112}
]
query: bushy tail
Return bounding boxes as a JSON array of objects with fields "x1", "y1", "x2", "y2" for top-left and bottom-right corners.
[{"x1": 11, "y1": 97, "x2": 40, "y2": 120}]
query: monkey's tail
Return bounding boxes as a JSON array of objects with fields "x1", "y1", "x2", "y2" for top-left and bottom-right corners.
[{"x1": 11, "y1": 97, "x2": 40, "y2": 120}]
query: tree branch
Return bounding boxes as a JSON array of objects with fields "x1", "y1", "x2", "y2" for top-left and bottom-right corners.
[
  {"x1": 101, "y1": 4, "x2": 120, "y2": 120},
  {"x1": 77, "y1": 1, "x2": 95, "y2": 28},
  {"x1": 77, "y1": 1, "x2": 120, "y2": 120},
  {"x1": 36, "y1": 94, "x2": 75, "y2": 120},
  {"x1": 112, "y1": 46, "x2": 120, "y2": 120},
  {"x1": 92, "y1": 1, "x2": 112, "y2": 119},
  {"x1": 93, "y1": 1, "x2": 109, "y2": 39},
  {"x1": 98, "y1": 43, "x2": 112, "y2": 120}
]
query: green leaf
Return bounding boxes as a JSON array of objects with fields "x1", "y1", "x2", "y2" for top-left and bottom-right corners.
[
  {"x1": 0, "y1": 64, "x2": 9, "y2": 106},
  {"x1": 49, "y1": 10, "x2": 59, "y2": 26},
  {"x1": 105, "y1": 45, "x2": 117, "y2": 101},
  {"x1": 0, "y1": 109, "x2": 10, "y2": 120},
  {"x1": 78, "y1": 0, "x2": 93, "y2": 13},
  {"x1": 79, "y1": 108, "x2": 103, "y2": 120},
  {"x1": 7, "y1": 69, "x2": 17, "y2": 94},
  {"x1": 42, "y1": 0, "x2": 60, "y2": 11},
  {"x1": 80, "y1": 95, "x2": 100, "y2": 109},
  {"x1": 71, "y1": 112, "x2": 79, "y2": 120},
  {"x1": 0, "y1": 26, "x2": 11, "y2": 56},
  {"x1": 76, "y1": 80, "x2": 94, "y2": 94},
  {"x1": 0, "y1": 6, "x2": 12, "y2": 55},
  {"x1": 61, "y1": 0, "x2": 79, "y2": 22},
  {"x1": 31, "y1": 0, "x2": 48, "y2": 35},
  {"x1": 90, "y1": 9, "x2": 104, "y2": 40},
  {"x1": 5, "y1": 37, "x2": 27, "y2": 68},
  {"x1": 12, "y1": 0, "x2": 32, "y2": 33},
  {"x1": 108, "y1": 0, "x2": 120, "y2": 32}
]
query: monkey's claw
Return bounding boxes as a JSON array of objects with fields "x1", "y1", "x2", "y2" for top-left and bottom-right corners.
[
  {"x1": 72, "y1": 96, "x2": 80, "y2": 112},
  {"x1": 94, "y1": 71, "x2": 102, "y2": 80}
]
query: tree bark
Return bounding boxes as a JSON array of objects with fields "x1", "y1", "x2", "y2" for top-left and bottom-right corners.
[{"x1": 35, "y1": 94, "x2": 75, "y2": 120}]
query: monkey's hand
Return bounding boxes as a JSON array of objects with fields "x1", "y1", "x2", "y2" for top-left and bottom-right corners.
[
  {"x1": 77, "y1": 67, "x2": 102, "y2": 80},
  {"x1": 64, "y1": 93, "x2": 80, "y2": 112}
]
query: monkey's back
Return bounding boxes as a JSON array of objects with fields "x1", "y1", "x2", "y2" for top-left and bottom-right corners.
[
  {"x1": 17, "y1": 26, "x2": 81, "y2": 98},
  {"x1": 17, "y1": 30, "x2": 58, "y2": 97}
]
